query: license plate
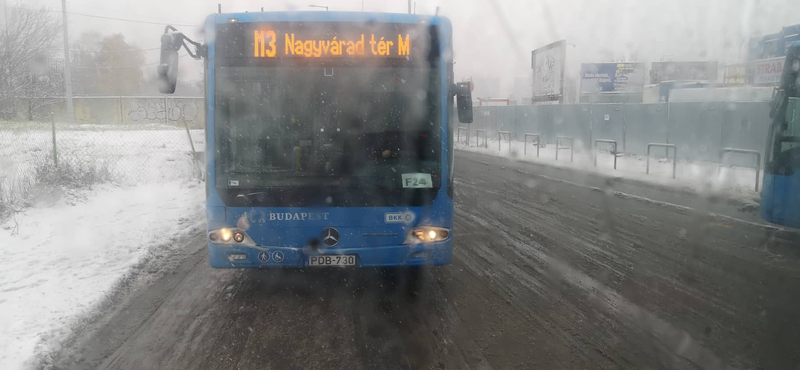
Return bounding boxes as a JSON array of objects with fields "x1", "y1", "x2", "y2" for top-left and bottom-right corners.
[{"x1": 308, "y1": 255, "x2": 357, "y2": 267}]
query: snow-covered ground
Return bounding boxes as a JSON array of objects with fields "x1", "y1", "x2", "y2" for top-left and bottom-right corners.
[
  {"x1": 0, "y1": 123, "x2": 206, "y2": 369},
  {"x1": 457, "y1": 138, "x2": 762, "y2": 203}
]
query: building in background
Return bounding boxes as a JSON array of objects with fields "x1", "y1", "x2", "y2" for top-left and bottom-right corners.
[
  {"x1": 748, "y1": 24, "x2": 800, "y2": 61},
  {"x1": 512, "y1": 76, "x2": 532, "y2": 105},
  {"x1": 723, "y1": 24, "x2": 797, "y2": 89}
]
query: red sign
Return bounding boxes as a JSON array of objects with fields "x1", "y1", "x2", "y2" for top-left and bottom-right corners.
[{"x1": 753, "y1": 57, "x2": 784, "y2": 85}]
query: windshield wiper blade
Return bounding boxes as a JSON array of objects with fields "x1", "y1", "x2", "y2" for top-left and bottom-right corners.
[{"x1": 235, "y1": 191, "x2": 268, "y2": 203}]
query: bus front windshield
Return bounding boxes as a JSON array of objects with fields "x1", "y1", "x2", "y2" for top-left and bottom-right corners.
[{"x1": 214, "y1": 65, "x2": 442, "y2": 194}]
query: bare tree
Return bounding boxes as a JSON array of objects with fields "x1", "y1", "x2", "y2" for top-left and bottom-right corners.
[
  {"x1": 19, "y1": 58, "x2": 65, "y2": 120},
  {"x1": 69, "y1": 31, "x2": 147, "y2": 96},
  {"x1": 0, "y1": 5, "x2": 63, "y2": 120}
]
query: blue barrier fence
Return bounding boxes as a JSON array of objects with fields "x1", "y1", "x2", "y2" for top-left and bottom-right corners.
[{"x1": 466, "y1": 102, "x2": 770, "y2": 167}]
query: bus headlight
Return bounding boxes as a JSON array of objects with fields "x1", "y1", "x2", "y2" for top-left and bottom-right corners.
[
  {"x1": 220, "y1": 229, "x2": 232, "y2": 242},
  {"x1": 209, "y1": 228, "x2": 255, "y2": 247},
  {"x1": 404, "y1": 227, "x2": 450, "y2": 244}
]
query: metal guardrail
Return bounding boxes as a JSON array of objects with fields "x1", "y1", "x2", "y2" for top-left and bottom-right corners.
[
  {"x1": 555, "y1": 136, "x2": 574, "y2": 162},
  {"x1": 457, "y1": 127, "x2": 469, "y2": 145},
  {"x1": 718, "y1": 148, "x2": 761, "y2": 192},
  {"x1": 524, "y1": 133, "x2": 540, "y2": 157},
  {"x1": 475, "y1": 129, "x2": 488, "y2": 148},
  {"x1": 594, "y1": 139, "x2": 618, "y2": 170},
  {"x1": 498, "y1": 131, "x2": 511, "y2": 152},
  {"x1": 646, "y1": 143, "x2": 677, "y2": 179}
]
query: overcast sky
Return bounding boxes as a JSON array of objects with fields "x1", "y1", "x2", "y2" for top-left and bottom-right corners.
[{"x1": 8, "y1": 0, "x2": 800, "y2": 97}]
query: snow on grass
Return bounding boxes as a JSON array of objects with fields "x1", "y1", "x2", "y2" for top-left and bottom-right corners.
[
  {"x1": 0, "y1": 181, "x2": 204, "y2": 370},
  {"x1": 0, "y1": 122, "x2": 206, "y2": 369},
  {"x1": 457, "y1": 138, "x2": 762, "y2": 204}
]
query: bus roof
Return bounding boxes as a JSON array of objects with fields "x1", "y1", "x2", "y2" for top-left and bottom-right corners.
[{"x1": 206, "y1": 11, "x2": 450, "y2": 27}]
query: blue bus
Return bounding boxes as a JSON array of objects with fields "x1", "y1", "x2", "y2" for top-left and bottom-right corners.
[
  {"x1": 761, "y1": 41, "x2": 800, "y2": 228},
  {"x1": 157, "y1": 11, "x2": 473, "y2": 268}
]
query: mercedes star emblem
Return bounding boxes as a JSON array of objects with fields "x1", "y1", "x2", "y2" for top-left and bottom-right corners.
[{"x1": 321, "y1": 227, "x2": 340, "y2": 247}]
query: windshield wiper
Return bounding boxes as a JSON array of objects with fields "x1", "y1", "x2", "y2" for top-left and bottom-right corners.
[{"x1": 235, "y1": 191, "x2": 268, "y2": 204}]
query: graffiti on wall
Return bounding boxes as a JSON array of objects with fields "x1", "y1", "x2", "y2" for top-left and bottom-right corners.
[{"x1": 127, "y1": 99, "x2": 199, "y2": 122}]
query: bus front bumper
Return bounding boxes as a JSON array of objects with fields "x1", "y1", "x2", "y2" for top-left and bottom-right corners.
[{"x1": 207, "y1": 240, "x2": 453, "y2": 268}]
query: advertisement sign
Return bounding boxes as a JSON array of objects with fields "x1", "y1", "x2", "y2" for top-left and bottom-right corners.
[
  {"x1": 722, "y1": 57, "x2": 784, "y2": 86},
  {"x1": 580, "y1": 63, "x2": 645, "y2": 93},
  {"x1": 650, "y1": 61, "x2": 718, "y2": 84},
  {"x1": 723, "y1": 63, "x2": 748, "y2": 85},
  {"x1": 752, "y1": 57, "x2": 784, "y2": 85},
  {"x1": 531, "y1": 40, "x2": 566, "y2": 102}
]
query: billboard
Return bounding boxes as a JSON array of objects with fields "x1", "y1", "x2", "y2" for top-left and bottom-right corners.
[
  {"x1": 752, "y1": 57, "x2": 784, "y2": 85},
  {"x1": 722, "y1": 57, "x2": 784, "y2": 86},
  {"x1": 580, "y1": 63, "x2": 645, "y2": 93},
  {"x1": 650, "y1": 61, "x2": 718, "y2": 84},
  {"x1": 723, "y1": 63, "x2": 748, "y2": 85},
  {"x1": 531, "y1": 40, "x2": 566, "y2": 102}
]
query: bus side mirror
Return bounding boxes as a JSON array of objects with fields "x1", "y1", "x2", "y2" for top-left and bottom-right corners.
[
  {"x1": 158, "y1": 32, "x2": 183, "y2": 94},
  {"x1": 455, "y1": 82, "x2": 473, "y2": 123}
]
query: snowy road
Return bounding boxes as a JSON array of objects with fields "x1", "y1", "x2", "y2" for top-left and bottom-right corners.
[{"x1": 49, "y1": 150, "x2": 800, "y2": 370}]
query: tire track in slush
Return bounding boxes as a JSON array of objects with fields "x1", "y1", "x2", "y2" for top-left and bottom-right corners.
[
  {"x1": 453, "y1": 153, "x2": 800, "y2": 369},
  {"x1": 454, "y1": 172, "x2": 725, "y2": 369}
]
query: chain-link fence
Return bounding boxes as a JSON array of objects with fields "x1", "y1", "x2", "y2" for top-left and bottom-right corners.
[{"x1": 0, "y1": 96, "x2": 204, "y2": 214}]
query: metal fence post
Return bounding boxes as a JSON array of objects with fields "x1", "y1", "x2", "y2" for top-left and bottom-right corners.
[
  {"x1": 51, "y1": 111, "x2": 58, "y2": 168},
  {"x1": 119, "y1": 96, "x2": 124, "y2": 124},
  {"x1": 718, "y1": 148, "x2": 762, "y2": 192},
  {"x1": 498, "y1": 131, "x2": 510, "y2": 152},
  {"x1": 524, "y1": 133, "x2": 540, "y2": 157},
  {"x1": 622, "y1": 104, "x2": 627, "y2": 152},
  {"x1": 646, "y1": 143, "x2": 677, "y2": 179},
  {"x1": 457, "y1": 127, "x2": 469, "y2": 145},
  {"x1": 476, "y1": 129, "x2": 488, "y2": 148},
  {"x1": 164, "y1": 95, "x2": 169, "y2": 124},
  {"x1": 594, "y1": 139, "x2": 617, "y2": 169},
  {"x1": 556, "y1": 136, "x2": 574, "y2": 162}
]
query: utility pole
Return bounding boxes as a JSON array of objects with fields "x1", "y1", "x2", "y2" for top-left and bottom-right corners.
[
  {"x1": 407, "y1": 0, "x2": 411, "y2": 14},
  {"x1": 3, "y1": 0, "x2": 9, "y2": 40},
  {"x1": 61, "y1": 0, "x2": 74, "y2": 122}
]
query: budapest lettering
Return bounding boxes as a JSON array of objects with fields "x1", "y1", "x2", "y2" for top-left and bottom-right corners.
[{"x1": 269, "y1": 212, "x2": 330, "y2": 221}]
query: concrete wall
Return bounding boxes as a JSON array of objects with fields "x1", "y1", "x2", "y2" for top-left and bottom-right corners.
[{"x1": 7, "y1": 97, "x2": 204, "y2": 127}]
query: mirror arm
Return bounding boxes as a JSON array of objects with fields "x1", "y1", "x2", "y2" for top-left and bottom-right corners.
[
  {"x1": 181, "y1": 42, "x2": 198, "y2": 59},
  {"x1": 163, "y1": 25, "x2": 207, "y2": 60},
  {"x1": 183, "y1": 36, "x2": 202, "y2": 49}
]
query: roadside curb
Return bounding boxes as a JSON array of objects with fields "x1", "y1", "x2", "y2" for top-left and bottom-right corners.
[{"x1": 455, "y1": 148, "x2": 761, "y2": 213}]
